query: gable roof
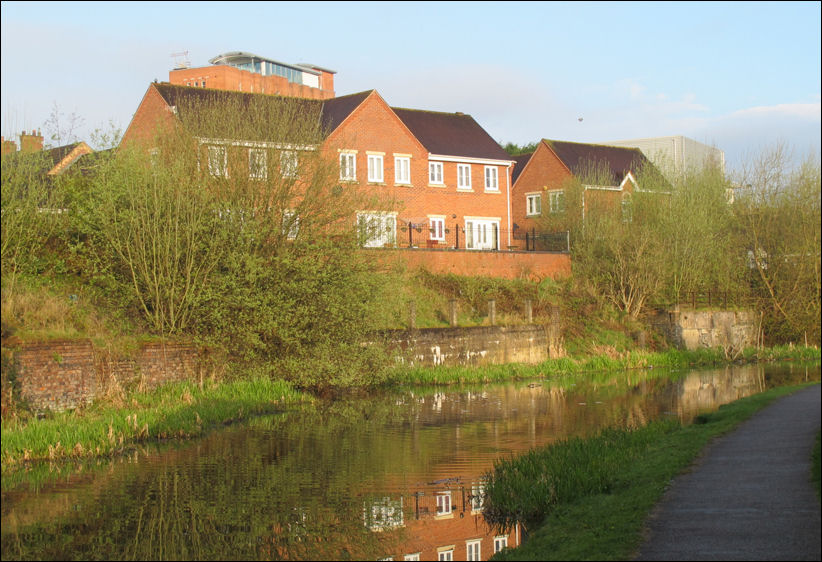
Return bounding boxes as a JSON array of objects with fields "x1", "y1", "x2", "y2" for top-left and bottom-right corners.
[
  {"x1": 2, "y1": 141, "x2": 93, "y2": 178},
  {"x1": 152, "y1": 83, "x2": 326, "y2": 142},
  {"x1": 511, "y1": 152, "x2": 534, "y2": 184},
  {"x1": 543, "y1": 139, "x2": 651, "y2": 186},
  {"x1": 320, "y1": 90, "x2": 373, "y2": 134},
  {"x1": 391, "y1": 107, "x2": 511, "y2": 161}
]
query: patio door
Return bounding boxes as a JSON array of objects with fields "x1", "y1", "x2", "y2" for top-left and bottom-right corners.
[{"x1": 465, "y1": 219, "x2": 499, "y2": 250}]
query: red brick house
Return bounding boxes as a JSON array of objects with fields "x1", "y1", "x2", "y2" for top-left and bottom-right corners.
[
  {"x1": 511, "y1": 139, "x2": 666, "y2": 245},
  {"x1": 121, "y1": 82, "x2": 570, "y2": 279}
]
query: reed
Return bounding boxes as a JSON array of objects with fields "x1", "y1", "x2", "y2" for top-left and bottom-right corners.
[{"x1": 1, "y1": 376, "x2": 310, "y2": 468}]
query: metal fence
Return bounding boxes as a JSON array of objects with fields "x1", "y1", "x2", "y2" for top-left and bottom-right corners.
[{"x1": 371, "y1": 220, "x2": 569, "y2": 252}]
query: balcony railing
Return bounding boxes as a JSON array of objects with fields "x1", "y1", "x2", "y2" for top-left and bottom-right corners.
[{"x1": 366, "y1": 221, "x2": 569, "y2": 252}]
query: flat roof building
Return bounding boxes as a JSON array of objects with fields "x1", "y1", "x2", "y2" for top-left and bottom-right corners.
[{"x1": 603, "y1": 135, "x2": 725, "y2": 180}]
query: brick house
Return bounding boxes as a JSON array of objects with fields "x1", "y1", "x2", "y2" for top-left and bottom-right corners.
[{"x1": 511, "y1": 139, "x2": 667, "y2": 246}]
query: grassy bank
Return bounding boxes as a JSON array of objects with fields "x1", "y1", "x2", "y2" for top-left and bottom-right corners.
[
  {"x1": 482, "y1": 382, "x2": 820, "y2": 561},
  {"x1": 1, "y1": 376, "x2": 311, "y2": 469},
  {"x1": 385, "y1": 345, "x2": 821, "y2": 386}
]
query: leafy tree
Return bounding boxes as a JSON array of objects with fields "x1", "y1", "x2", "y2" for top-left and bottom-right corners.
[{"x1": 501, "y1": 141, "x2": 539, "y2": 156}]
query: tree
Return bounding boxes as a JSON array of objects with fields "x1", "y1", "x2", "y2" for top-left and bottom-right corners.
[
  {"x1": 71, "y1": 91, "x2": 394, "y2": 388},
  {"x1": 733, "y1": 145, "x2": 821, "y2": 345}
]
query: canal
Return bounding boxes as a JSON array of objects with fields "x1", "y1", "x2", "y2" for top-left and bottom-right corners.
[{"x1": 1, "y1": 362, "x2": 819, "y2": 561}]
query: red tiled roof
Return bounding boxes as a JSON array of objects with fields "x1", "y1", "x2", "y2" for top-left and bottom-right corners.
[
  {"x1": 392, "y1": 107, "x2": 512, "y2": 161},
  {"x1": 320, "y1": 90, "x2": 373, "y2": 134},
  {"x1": 543, "y1": 139, "x2": 650, "y2": 185},
  {"x1": 511, "y1": 152, "x2": 534, "y2": 184}
]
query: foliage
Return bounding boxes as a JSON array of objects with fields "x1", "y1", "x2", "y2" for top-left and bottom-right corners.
[
  {"x1": 733, "y1": 146, "x2": 821, "y2": 346},
  {"x1": 63, "y1": 94, "x2": 394, "y2": 389},
  {"x1": 501, "y1": 140, "x2": 539, "y2": 156}
]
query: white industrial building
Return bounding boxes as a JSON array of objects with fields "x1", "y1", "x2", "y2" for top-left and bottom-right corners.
[{"x1": 604, "y1": 135, "x2": 725, "y2": 179}]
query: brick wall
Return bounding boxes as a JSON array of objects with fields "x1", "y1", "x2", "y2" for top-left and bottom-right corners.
[
  {"x1": 4, "y1": 340, "x2": 202, "y2": 412},
  {"x1": 511, "y1": 142, "x2": 573, "y2": 233},
  {"x1": 372, "y1": 248, "x2": 571, "y2": 280},
  {"x1": 650, "y1": 309, "x2": 758, "y2": 351},
  {"x1": 169, "y1": 65, "x2": 334, "y2": 99}
]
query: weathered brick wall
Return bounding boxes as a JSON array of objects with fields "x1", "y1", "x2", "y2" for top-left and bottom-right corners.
[
  {"x1": 387, "y1": 324, "x2": 562, "y2": 367},
  {"x1": 5, "y1": 340, "x2": 201, "y2": 412},
  {"x1": 13, "y1": 340, "x2": 98, "y2": 412}
]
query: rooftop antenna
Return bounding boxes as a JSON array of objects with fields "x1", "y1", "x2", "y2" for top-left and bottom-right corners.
[{"x1": 171, "y1": 51, "x2": 191, "y2": 70}]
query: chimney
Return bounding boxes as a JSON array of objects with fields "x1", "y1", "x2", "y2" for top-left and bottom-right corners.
[
  {"x1": 20, "y1": 129, "x2": 44, "y2": 153},
  {"x1": 1, "y1": 136, "x2": 17, "y2": 155}
]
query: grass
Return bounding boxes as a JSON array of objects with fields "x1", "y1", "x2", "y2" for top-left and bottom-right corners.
[
  {"x1": 384, "y1": 346, "x2": 820, "y2": 387},
  {"x1": 1, "y1": 376, "x2": 311, "y2": 469},
  {"x1": 483, "y1": 382, "x2": 820, "y2": 561}
]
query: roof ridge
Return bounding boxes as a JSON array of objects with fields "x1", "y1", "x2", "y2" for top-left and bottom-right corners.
[
  {"x1": 544, "y1": 138, "x2": 643, "y2": 151},
  {"x1": 392, "y1": 106, "x2": 471, "y2": 117}
]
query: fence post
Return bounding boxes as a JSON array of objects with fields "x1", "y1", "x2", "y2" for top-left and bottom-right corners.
[
  {"x1": 409, "y1": 300, "x2": 416, "y2": 330},
  {"x1": 455, "y1": 225, "x2": 459, "y2": 249},
  {"x1": 525, "y1": 299, "x2": 533, "y2": 324},
  {"x1": 408, "y1": 224, "x2": 413, "y2": 247},
  {"x1": 488, "y1": 299, "x2": 496, "y2": 326},
  {"x1": 449, "y1": 299, "x2": 458, "y2": 327},
  {"x1": 525, "y1": 231, "x2": 530, "y2": 251}
]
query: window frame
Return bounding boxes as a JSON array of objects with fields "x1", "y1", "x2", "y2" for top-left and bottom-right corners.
[
  {"x1": 357, "y1": 212, "x2": 396, "y2": 248},
  {"x1": 466, "y1": 540, "x2": 482, "y2": 562},
  {"x1": 368, "y1": 154, "x2": 384, "y2": 183},
  {"x1": 548, "y1": 189, "x2": 566, "y2": 214},
  {"x1": 465, "y1": 218, "x2": 500, "y2": 251},
  {"x1": 484, "y1": 165, "x2": 499, "y2": 191},
  {"x1": 207, "y1": 144, "x2": 228, "y2": 178},
  {"x1": 457, "y1": 163, "x2": 472, "y2": 190},
  {"x1": 435, "y1": 491, "x2": 452, "y2": 516},
  {"x1": 429, "y1": 216, "x2": 445, "y2": 241},
  {"x1": 248, "y1": 148, "x2": 267, "y2": 180},
  {"x1": 494, "y1": 536, "x2": 508, "y2": 553},
  {"x1": 526, "y1": 193, "x2": 542, "y2": 216},
  {"x1": 280, "y1": 150, "x2": 298, "y2": 179},
  {"x1": 395, "y1": 155, "x2": 411, "y2": 185},
  {"x1": 429, "y1": 161, "x2": 444, "y2": 185},
  {"x1": 340, "y1": 152, "x2": 357, "y2": 181}
]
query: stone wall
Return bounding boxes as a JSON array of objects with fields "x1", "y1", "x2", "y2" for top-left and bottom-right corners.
[
  {"x1": 386, "y1": 324, "x2": 563, "y2": 367},
  {"x1": 650, "y1": 309, "x2": 759, "y2": 351}
]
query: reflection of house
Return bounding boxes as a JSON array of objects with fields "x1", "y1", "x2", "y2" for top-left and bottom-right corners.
[
  {"x1": 511, "y1": 139, "x2": 667, "y2": 246},
  {"x1": 365, "y1": 481, "x2": 519, "y2": 561}
]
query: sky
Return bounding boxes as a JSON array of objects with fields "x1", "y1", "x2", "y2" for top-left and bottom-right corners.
[{"x1": 1, "y1": 1, "x2": 820, "y2": 173}]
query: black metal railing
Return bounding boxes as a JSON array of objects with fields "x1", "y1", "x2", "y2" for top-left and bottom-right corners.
[{"x1": 368, "y1": 221, "x2": 569, "y2": 252}]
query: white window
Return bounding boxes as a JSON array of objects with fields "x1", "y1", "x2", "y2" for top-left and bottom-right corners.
[
  {"x1": 249, "y1": 148, "x2": 267, "y2": 180},
  {"x1": 436, "y1": 492, "x2": 452, "y2": 516},
  {"x1": 403, "y1": 554, "x2": 421, "y2": 561},
  {"x1": 465, "y1": 219, "x2": 499, "y2": 250},
  {"x1": 340, "y1": 152, "x2": 356, "y2": 181},
  {"x1": 368, "y1": 154, "x2": 384, "y2": 183},
  {"x1": 357, "y1": 212, "x2": 396, "y2": 248},
  {"x1": 282, "y1": 210, "x2": 300, "y2": 240},
  {"x1": 470, "y1": 483, "x2": 485, "y2": 512},
  {"x1": 457, "y1": 164, "x2": 471, "y2": 190},
  {"x1": 466, "y1": 540, "x2": 481, "y2": 561},
  {"x1": 548, "y1": 190, "x2": 565, "y2": 214},
  {"x1": 428, "y1": 217, "x2": 445, "y2": 241},
  {"x1": 395, "y1": 156, "x2": 411, "y2": 184},
  {"x1": 207, "y1": 145, "x2": 227, "y2": 177},
  {"x1": 494, "y1": 536, "x2": 508, "y2": 553},
  {"x1": 281, "y1": 150, "x2": 298, "y2": 178},
  {"x1": 484, "y1": 166, "x2": 499, "y2": 191},
  {"x1": 526, "y1": 193, "x2": 542, "y2": 216},
  {"x1": 429, "y1": 161, "x2": 444, "y2": 185},
  {"x1": 437, "y1": 548, "x2": 454, "y2": 562}
]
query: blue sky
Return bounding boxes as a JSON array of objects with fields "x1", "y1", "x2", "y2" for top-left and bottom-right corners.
[{"x1": 2, "y1": 1, "x2": 819, "y2": 172}]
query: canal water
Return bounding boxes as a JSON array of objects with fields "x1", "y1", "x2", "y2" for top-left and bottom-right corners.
[{"x1": 1, "y1": 362, "x2": 819, "y2": 561}]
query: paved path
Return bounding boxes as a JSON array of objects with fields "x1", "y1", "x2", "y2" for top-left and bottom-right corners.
[{"x1": 634, "y1": 383, "x2": 821, "y2": 561}]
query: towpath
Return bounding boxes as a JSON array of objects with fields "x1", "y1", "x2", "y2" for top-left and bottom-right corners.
[{"x1": 634, "y1": 383, "x2": 821, "y2": 561}]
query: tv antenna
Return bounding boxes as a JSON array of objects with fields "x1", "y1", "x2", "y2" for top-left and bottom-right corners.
[{"x1": 171, "y1": 51, "x2": 191, "y2": 70}]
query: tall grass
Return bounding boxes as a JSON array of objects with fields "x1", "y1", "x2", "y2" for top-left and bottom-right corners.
[{"x1": 1, "y1": 376, "x2": 310, "y2": 468}]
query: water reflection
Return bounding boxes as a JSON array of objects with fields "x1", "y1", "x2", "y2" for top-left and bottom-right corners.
[{"x1": 2, "y1": 363, "x2": 819, "y2": 561}]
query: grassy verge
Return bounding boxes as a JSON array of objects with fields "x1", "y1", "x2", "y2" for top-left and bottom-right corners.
[
  {"x1": 482, "y1": 382, "x2": 819, "y2": 561},
  {"x1": 1, "y1": 376, "x2": 311, "y2": 470},
  {"x1": 385, "y1": 346, "x2": 820, "y2": 386}
]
